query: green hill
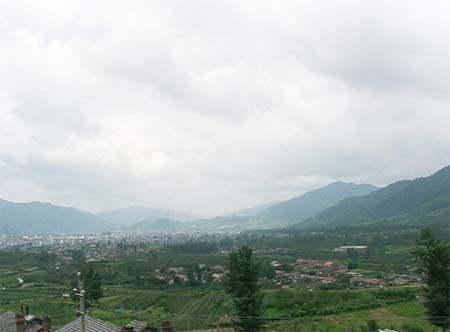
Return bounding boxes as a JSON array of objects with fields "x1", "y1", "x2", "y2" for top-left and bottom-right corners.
[
  {"x1": 97, "y1": 206, "x2": 195, "y2": 226},
  {"x1": 130, "y1": 218, "x2": 186, "y2": 232},
  {"x1": 189, "y1": 182, "x2": 377, "y2": 231},
  {"x1": 251, "y1": 182, "x2": 377, "y2": 228},
  {"x1": 295, "y1": 165, "x2": 449, "y2": 229},
  {"x1": 223, "y1": 201, "x2": 282, "y2": 217},
  {"x1": 0, "y1": 199, "x2": 107, "y2": 234}
]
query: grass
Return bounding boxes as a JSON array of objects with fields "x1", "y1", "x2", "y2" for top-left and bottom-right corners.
[
  {"x1": 0, "y1": 281, "x2": 433, "y2": 331},
  {"x1": 266, "y1": 301, "x2": 434, "y2": 332},
  {"x1": 0, "y1": 229, "x2": 438, "y2": 332},
  {"x1": 88, "y1": 286, "x2": 428, "y2": 331}
]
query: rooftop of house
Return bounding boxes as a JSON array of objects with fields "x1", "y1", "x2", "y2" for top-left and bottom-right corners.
[
  {"x1": 125, "y1": 320, "x2": 148, "y2": 332},
  {"x1": 55, "y1": 315, "x2": 122, "y2": 332},
  {"x1": 0, "y1": 311, "x2": 16, "y2": 332},
  {"x1": 55, "y1": 315, "x2": 153, "y2": 332},
  {"x1": 0, "y1": 311, "x2": 49, "y2": 332}
]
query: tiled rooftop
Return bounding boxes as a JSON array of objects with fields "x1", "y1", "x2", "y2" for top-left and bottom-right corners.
[{"x1": 55, "y1": 315, "x2": 121, "y2": 332}]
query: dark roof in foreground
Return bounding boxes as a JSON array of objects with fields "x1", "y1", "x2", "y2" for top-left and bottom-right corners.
[
  {"x1": 0, "y1": 311, "x2": 16, "y2": 332},
  {"x1": 55, "y1": 315, "x2": 121, "y2": 332},
  {"x1": 0, "y1": 311, "x2": 44, "y2": 332}
]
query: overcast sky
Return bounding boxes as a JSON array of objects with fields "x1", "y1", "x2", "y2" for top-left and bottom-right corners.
[{"x1": 0, "y1": 1, "x2": 449, "y2": 216}]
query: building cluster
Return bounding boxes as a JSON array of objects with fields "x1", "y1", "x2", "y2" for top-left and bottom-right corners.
[
  {"x1": 267, "y1": 258, "x2": 419, "y2": 289},
  {"x1": 0, "y1": 234, "x2": 126, "y2": 249},
  {"x1": 0, "y1": 232, "x2": 212, "y2": 251},
  {"x1": 151, "y1": 264, "x2": 226, "y2": 285},
  {"x1": 333, "y1": 245, "x2": 368, "y2": 252}
]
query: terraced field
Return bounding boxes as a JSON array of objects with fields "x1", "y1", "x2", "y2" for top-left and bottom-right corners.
[
  {"x1": 266, "y1": 301, "x2": 434, "y2": 332},
  {"x1": 89, "y1": 286, "x2": 434, "y2": 332},
  {"x1": 0, "y1": 283, "x2": 435, "y2": 332},
  {"x1": 0, "y1": 250, "x2": 436, "y2": 332},
  {"x1": 95, "y1": 287, "x2": 233, "y2": 330}
]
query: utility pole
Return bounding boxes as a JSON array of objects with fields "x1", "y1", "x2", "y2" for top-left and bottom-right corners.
[{"x1": 73, "y1": 272, "x2": 86, "y2": 332}]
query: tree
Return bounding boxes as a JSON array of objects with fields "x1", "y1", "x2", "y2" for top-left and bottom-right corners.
[
  {"x1": 411, "y1": 228, "x2": 450, "y2": 332},
  {"x1": 224, "y1": 246, "x2": 264, "y2": 332},
  {"x1": 37, "y1": 250, "x2": 56, "y2": 268},
  {"x1": 72, "y1": 264, "x2": 103, "y2": 304},
  {"x1": 83, "y1": 264, "x2": 103, "y2": 302},
  {"x1": 70, "y1": 249, "x2": 86, "y2": 266},
  {"x1": 367, "y1": 319, "x2": 379, "y2": 332}
]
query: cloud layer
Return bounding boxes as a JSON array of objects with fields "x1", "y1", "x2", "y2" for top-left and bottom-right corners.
[{"x1": 1, "y1": 0, "x2": 449, "y2": 215}]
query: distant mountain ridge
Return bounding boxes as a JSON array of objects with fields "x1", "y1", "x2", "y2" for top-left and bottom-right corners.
[
  {"x1": 223, "y1": 201, "x2": 282, "y2": 217},
  {"x1": 97, "y1": 206, "x2": 195, "y2": 225},
  {"x1": 252, "y1": 182, "x2": 378, "y2": 227},
  {"x1": 130, "y1": 218, "x2": 186, "y2": 232},
  {"x1": 294, "y1": 165, "x2": 450, "y2": 229},
  {"x1": 0, "y1": 199, "x2": 106, "y2": 234},
  {"x1": 187, "y1": 182, "x2": 378, "y2": 231},
  {"x1": 1, "y1": 165, "x2": 446, "y2": 235}
]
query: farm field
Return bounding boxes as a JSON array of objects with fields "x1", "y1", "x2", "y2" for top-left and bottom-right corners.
[
  {"x1": 1, "y1": 284, "x2": 434, "y2": 331},
  {"x1": 1, "y1": 225, "x2": 445, "y2": 332}
]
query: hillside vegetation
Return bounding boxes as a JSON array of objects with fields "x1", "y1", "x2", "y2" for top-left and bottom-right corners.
[
  {"x1": 296, "y1": 166, "x2": 449, "y2": 229},
  {"x1": 0, "y1": 200, "x2": 106, "y2": 234},
  {"x1": 189, "y1": 182, "x2": 377, "y2": 231}
]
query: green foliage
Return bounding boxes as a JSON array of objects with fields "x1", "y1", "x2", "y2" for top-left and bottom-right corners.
[
  {"x1": 0, "y1": 199, "x2": 106, "y2": 234},
  {"x1": 165, "y1": 241, "x2": 218, "y2": 255},
  {"x1": 402, "y1": 322, "x2": 424, "y2": 332},
  {"x1": 70, "y1": 250, "x2": 86, "y2": 266},
  {"x1": 252, "y1": 182, "x2": 377, "y2": 228},
  {"x1": 298, "y1": 165, "x2": 450, "y2": 229},
  {"x1": 258, "y1": 263, "x2": 276, "y2": 280},
  {"x1": 37, "y1": 250, "x2": 57, "y2": 268},
  {"x1": 411, "y1": 228, "x2": 450, "y2": 332},
  {"x1": 348, "y1": 261, "x2": 359, "y2": 269},
  {"x1": 83, "y1": 264, "x2": 103, "y2": 302},
  {"x1": 225, "y1": 246, "x2": 265, "y2": 332},
  {"x1": 0, "y1": 222, "x2": 445, "y2": 332},
  {"x1": 71, "y1": 264, "x2": 103, "y2": 304},
  {"x1": 131, "y1": 218, "x2": 185, "y2": 232},
  {"x1": 367, "y1": 319, "x2": 378, "y2": 332}
]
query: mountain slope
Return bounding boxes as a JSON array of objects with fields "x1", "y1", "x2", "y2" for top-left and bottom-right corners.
[
  {"x1": 130, "y1": 218, "x2": 186, "y2": 232},
  {"x1": 0, "y1": 199, "x2": 107, "y2": 234},
  {"x1": 252, "y1": 182, "x2": 378, "y2": 228},
  {"x1": 187, "y1": 215, "x2": 250, "y2": 232},
  {"x1": 97, "y1": 206, "x2": 195, "y2": 226},
  {"x1": 296, "y1": 165, "x2": 450, "y2": 229},
  {"x1": 188, "y1": 182, "x2": 377, "y2": 231},
  {"x1": 223, "y1": 201, "x2": 282, "y2": 217}
]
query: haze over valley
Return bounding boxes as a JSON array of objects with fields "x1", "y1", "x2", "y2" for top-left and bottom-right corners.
[
  {"x1": 0, "y1": 165, "x2": 447, "y2": 235},
  {"x1": 0, "y1": 2, "x2": 449, "y2": 332}
]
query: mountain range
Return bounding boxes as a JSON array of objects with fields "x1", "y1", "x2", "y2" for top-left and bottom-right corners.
[
  {"x1": 0, "y1": 165, "x2": 448, "y2": 234},
  {"x1": 223, "y1": 201, "x2": 282, "y2": 217},
  {"x1": 97, "y1": 206, "x2": 195, "y2": 226},
  {"x1": 294, "y1": 165, "x2": 449, "y2": 230},
  {"x1": 0, "y1": 200, "x2": 106, "y2": 234},
  {"x1": 188, "y1": 181, "x2": 377, "y2": 231},
  {"x1": 130, "y1": 218, "x2": 186, "y2": 232}
]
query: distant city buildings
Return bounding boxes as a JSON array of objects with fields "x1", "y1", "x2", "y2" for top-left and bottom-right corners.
[{"x1": 334, "y1": 245, "x2": 368, "y2": 252}]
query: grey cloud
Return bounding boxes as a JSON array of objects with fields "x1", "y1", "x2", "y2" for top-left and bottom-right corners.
[{"x1": 0, "y1": 1, "x2": 449, "y2": 216}]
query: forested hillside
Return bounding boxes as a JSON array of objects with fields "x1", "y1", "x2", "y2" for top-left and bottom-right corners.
[{"x1": 296, "y1": 166, "x2": 449, "y2": 229}]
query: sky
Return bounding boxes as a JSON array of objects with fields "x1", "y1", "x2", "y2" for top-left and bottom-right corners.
[{"x1": 0, "y1": 0, "x2": 449, "y2": 217}]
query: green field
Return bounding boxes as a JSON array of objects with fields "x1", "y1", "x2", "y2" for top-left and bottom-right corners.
[
  {"x1": 1, "y1": 283, "x2": 434, "y2": 331},
  {"x1": 0, "y1": 226, "x2": 441, "y2": 332}
]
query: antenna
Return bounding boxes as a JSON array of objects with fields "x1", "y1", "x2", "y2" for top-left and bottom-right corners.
[{"x1": 74, "y1": 272, "x2": 86, "y2": 332}]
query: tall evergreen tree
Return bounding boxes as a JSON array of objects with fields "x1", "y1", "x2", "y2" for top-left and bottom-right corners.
[
  {"x1": 411, "y1": 228, "x2": 450, "y2": 332},
  {"x1": 224, "y1": 246, "x2": 264, "y2": 332},
  {"x1": 82, "y1": 264, "x2": 103, "y2": 302},
  {"x1": 72, "y1": 264, "x2": 103, "y2": 305}
]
